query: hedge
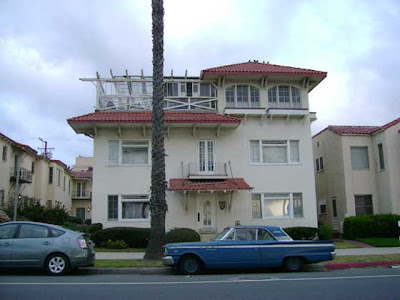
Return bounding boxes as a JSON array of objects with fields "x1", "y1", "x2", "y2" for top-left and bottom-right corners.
[
  {"x1": 284, "y1": 227, "x2": 318, "y2": 240},
  {"x1": 165, "y1": 228, "x2": 201, "y2": 244},
  {"x1": 318, "y1": 225, "x2": 332, "y2": 240},
  {"x1": 91, "y1": 227, "x2": 150, "y2": 248},
  {"x1": 343, "y1": 214, "x2": 400, "y2": 239}
]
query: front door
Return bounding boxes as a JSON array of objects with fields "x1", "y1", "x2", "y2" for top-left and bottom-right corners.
[
  {"x1": 198, "y1": 140, "x2": 214, "y2": 173},
  {"x1": 197, "y1": 195, "x2": 216, "y2": 232}
]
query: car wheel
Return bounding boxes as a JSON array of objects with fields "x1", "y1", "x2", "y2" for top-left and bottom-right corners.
[
  {"x1": 180, "y1": 255, "x2": 201, "y2": 275},
  {"x1": 45, "y1": 254, "x2": 69, "y2": 276},
  {"x1": 283, "y1": 257, "x2": 303, "y2": 272}
]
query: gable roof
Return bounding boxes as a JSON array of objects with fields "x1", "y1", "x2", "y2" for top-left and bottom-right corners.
[
  {"x1": 68, "y1": 111, "x2": 241, "y2": 125},
  {"x1": 201, "y1": 61, "x2": 327, "y2": 78}
]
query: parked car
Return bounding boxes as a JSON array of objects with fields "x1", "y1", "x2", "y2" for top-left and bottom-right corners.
[
  {"x1": 163, "y1": 226, "x2": 335, "y2": 275},
  {"x1": 0, "y1": 221, "x2": 95, "y2": 275}
]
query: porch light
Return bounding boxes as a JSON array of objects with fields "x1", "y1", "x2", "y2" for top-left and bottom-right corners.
[
  {"x1": 87, "y1": 206, "x2": 91, "y2": 212},
  {"x1": 219, "y1": 200, "x2": 226, "y2": 210}
]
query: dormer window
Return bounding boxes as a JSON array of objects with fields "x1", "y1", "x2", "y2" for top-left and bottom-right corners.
[
  {"x1": 225, "y1": 85, "x2": 260, "y2": 108},
  {"x1": 268, "y1": 86, "x2": 301, "y2": 108}
]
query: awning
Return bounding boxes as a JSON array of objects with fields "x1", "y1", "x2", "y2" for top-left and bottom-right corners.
[{"x1": 169, "y1": 178, "x2": 251, "y2": 192}]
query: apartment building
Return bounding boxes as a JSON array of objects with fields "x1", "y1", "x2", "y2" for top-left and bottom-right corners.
[
  {"x1": 68, "y1": 61, "x2": 326, "y2": 239},
  {"x1": 313, "y1": 118, "x2": 400, "y2": 232},
  {"x1": 71, "y1": 157, "x2": 93, "y2": 221}
]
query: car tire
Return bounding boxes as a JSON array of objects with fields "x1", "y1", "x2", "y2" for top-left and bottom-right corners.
[
  {"x1": 283, "y1": 257, "x2": 303, "y2": 272},
  {"x1": 45, "y1": 253, "x2": 70, "y2": 276},
  {"x1": 180, "y1": 255, "x2": 201, "y2": 275}
]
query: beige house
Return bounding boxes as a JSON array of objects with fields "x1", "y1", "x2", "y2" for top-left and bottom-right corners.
[
  {"x1": 71, "y1": 157, "x2": 93, "y2": 221},
  {"x1": 0, "y1": 133, "x2": 73, "y2": 214},
  {"x1": 69, "y1": 61, "x2": 326, "y2": 239},
  {"x1": 313, "y1": 118, "x2": 400, "y2": 232}
]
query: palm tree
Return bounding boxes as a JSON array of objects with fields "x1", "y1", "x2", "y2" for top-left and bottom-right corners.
[{"x1": 144, "y1": 0, "x2": 167, "y2": 260}]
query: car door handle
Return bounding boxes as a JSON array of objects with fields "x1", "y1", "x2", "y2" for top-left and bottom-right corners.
[
  {"x1": 43, "y1": 241, "x2": 51, "y2": 246},
  {"x1": 2, "y1": 242, "x2": 11, "y2": 247}
]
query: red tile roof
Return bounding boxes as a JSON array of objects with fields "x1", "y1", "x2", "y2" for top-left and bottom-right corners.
[
  {"x1": 201, "y1": 61, "x2": 327, "y2": 78},
  {"x1": 381, "y1": 117, "x2": 400, "y2": 130},
  {"x1": 50, "y1": 160, "x2": 70, "y2": 171},
  {"x1": 327, "y1": 125, "x2": 381, "y2": 135},
  {"x1": 68, "y1": 111, "x2": 241, "y2": 124},
  {"x1": 0, "y1": 132, "x2": 38, "y2": 156},
  {"x1": 169, "y1": 178, "x2": 251, "y2": 191},
  {"x1": 71, "y1": 170, "x2": 93, "y2": 179}
]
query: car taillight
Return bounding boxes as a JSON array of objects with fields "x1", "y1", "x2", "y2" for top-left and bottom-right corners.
[{"x1": 78, "y1": 237, "x2": 89, "y2": 249}]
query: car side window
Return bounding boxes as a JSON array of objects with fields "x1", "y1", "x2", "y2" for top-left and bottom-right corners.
[
  {"x1": 235, "y1": 228, "x2": 257, "y2": 241},
  {"x1": 257, "y1": 229, "x2": 274, "y2": 240},
  {"x1": 225, "y1": 230, "x2": 235, "y2": 240},
  {"x1": 49, "y1": 228, "x2": 65, "y2": 237},
  {"x1": 18, "y1": 224, "x2": 50, "y2": 238},
  {"x1": 0, "y1": 224, "x2": 18, "y2": 239}
]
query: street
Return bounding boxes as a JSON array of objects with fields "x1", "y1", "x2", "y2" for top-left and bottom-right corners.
[{"x1": 1, "y1": 268, "x2": 400, "y2": 300}]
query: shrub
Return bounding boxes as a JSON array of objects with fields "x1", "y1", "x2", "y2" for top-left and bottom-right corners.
[
  {"x1": 85, "y1": 219, "x2": 92, "y2": 225},
  {"x1": 67, "y1": 215, "x2": 83, "y2": 224},
  {"x1": 91, "y1": 227, "x2": 150, "y2": 248},
  {"x1": 318, "y1": 225, "x2": 332, "y2": 240},
  {"x1": 105, "y1": 239, "x2": 128, "y2": 249},
  {"x1": 165, "y1": 228, "x2": 201, "y2": 244},
  {"x1": 343, "y1": 214, "x2": 400, "y2": 239},
  {"x1": 284, "y1": 227, "x2": 318, "y2": 240}
]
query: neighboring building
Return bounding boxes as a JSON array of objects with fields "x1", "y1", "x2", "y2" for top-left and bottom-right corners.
[
  {"x1": 313, "y1": 118, "x2": 400, "y2": 232},
  {"x1": 0, "y1": 133, "x2": 73, "y2": 213},
  {"x1": 71, "y1": 157, "x2": 93, "y2": 221},
  {"x1": 68, "y1": 61, "x2": 326, "y2": 240}
]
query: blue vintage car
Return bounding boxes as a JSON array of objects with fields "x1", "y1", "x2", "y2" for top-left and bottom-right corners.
[{"x1": 163, "y1": 226, "x2": 335, "y2": 274}]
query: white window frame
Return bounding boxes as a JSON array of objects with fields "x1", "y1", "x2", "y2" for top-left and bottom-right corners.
[
  {"x1": 267, "y1": 85, "x2": 302, "y2": 108},
  {"x1": 197, "y1": 140, "x2": 215, "y2": 173},
  {"x1": 108, "y1": 140, "x2": 150, "y2": 167},
  {"x1": 316, "y1": 156, "x2": 324, "y2": 172},
  {"x1": 350, "y1": 146, "x2": 370, "y2": 170},
  {"x1": 249, "y1": 140, "x2": 300, "y2": 165},
  {"x1": 225, "y1": 85, "x2": 260, "y2": 108},
  {"x1": 251, "y1": 192, "x2": 303, "y2": 220},
  {"x1": 119, "y1": 195, "x2": 150, "y2": 221}
]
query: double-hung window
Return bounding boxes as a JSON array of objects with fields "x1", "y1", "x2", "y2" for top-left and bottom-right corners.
[
  {"x1": 109, "y1": 140, "x2": 149, "y2": 166},
  {"x1": 250, "y1": 140, "x2": 299, "y2": 164},
  {"x1": 225, "y1": 85, "x2": 260, "y2": 108},
  {"x1": 268, "y1": 85, "x2": 302, "y2": 108},
  {"x1": 350, "y1": 146, "x2": 369, "y2": 170},
  {"x1": 252, "y1": 193, "x2": 303, "y2": 219},
  {"x1": 107, "y1": 195, "x2": 150, "y2": 221}
]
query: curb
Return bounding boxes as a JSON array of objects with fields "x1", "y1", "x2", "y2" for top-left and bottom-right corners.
[
  {"x1": 78, "y1": 267, "x2": 172, "y2": 275},
  {"x1": 325, "y1": 261, "x2": 400, "y2": 271}
]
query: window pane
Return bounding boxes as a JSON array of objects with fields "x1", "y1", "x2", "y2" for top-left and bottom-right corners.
[
  {"x1": 290, "y1": 141, "x2": 299, "y2": 163},
  {"x1": 252, "y1": 194, "x2": 261, "y2": 218},
  {"x1": 258, "y1": 229, "x2": 274, "y2": 240},
  {"x1": 108, "y1": 195, "x2": 118, "y2": 220},
  {"x1": 355, "y1": 195, "x2": 373, "y2": 215},
  {"x1": 293, "y1": 193, "x2": 303, "y2": 217},
  {"x1": 262, "y1": 145, "x2": 287, "y2": 163},
  {"x1": 291, "y1": 87, "x2": 301, "y2": 108},
  {"x1": 109, "y1": 140, "x2": 119, "y2": 165},
  {"x1": 235, "y1": 228, "x2": 257, "y2": 241},
  {"x1": 250, "y1": 140, "x2": 260, "y2": 163},
  {"x1": 320, "y1": 157, "x2": 324, "y2": 170},
  {"x1": 250, "y1": 86, "x2": 259, "y2": 108},
  {"x1": 378, "y1": 144, "x2": 385, "y2": 170},
  {"x1": 122, "y1": 147, "x2": 148, "y2": 164},
  {"x1": 268, "y1": 87, "x2": 277, "y2": 107},
  {"x1": 50, "y1": 228, "x2": 65, "y2": 237},
  {"x1": 207, "y1": 141, "x2": 214, "y2": 172},
  {"x1": 0, "y1": 224, "x2": 18, "y2": 239},
  {"x1": 332, "y1": 197, "x2": 338, "y2": 217},
  {"x1": 236, "y1": 85, "x2": 249, "y2": 108},
  {"x1": 122, "y1": 201, "x2": 149, "y2": 219},
  {"x1": 225, "y1": 87, "x2": 235, "y2": 106},
  {"x1": 19, "y1": 224, "x2": 49, "y2": 238},
  {"x1": 351, "y1": 147, "x2": 369, "y2": 169},
  {"x1": 200, "y1": 83, "x2": 210, "y2": 97},
  {"x1": 199, "y1": 141, "x2": 206, "y2": 172},
  {"x1": 278, "y1": 86, "x2": 290, "y2": 107},
  {"x1": 263, "y1": 195, "x2": 290, "y2": 217}
]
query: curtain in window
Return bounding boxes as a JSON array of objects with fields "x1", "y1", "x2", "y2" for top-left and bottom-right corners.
[
  {"x1": 122, "y1": 147, "x2": 148, "y2": 164},
  {"x1": 263, "y1": 195, "x2": 290, "y2": 217},
  {"x1": 122, "y1": 202, "x2": 149, "y2": 219},
  {"x1": 262, "y1": 145, "x2": 287, "y2": 163}
]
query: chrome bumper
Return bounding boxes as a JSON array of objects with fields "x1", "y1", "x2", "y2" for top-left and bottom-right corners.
[
  {"x1": 331, "y1": 251, "x2": 336, "y2": 259},
  {"x1": 162, "y1": 256, "x2": 175, "y2": 266}
]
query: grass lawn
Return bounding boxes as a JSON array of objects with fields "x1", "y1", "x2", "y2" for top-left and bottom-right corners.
[
  {"x1": 333, "y1": 241, "x2": 362, "y2": 249},
  {"x1": 95, "y1": 259, "x2": 164, "y2": 268},
  {"x1": 355, "y1": 238, "x2": 400, "y2": 247},
  {"x1": 330, "y1": 254, "x2": 400, "y2": 264},
  {"x1": 94, "y1": 247, "x2": 146, "y2": 253}
]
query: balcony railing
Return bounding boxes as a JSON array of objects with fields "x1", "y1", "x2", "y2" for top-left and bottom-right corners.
[
  {"x1": 188, "y1": 162, "x2": 228, "y2": 179},
  {"x1": 10, "y1": 167, "x2": 33, "y2": 184},
  {"x1": 72, "y1": 191, "x2": 92, "y2": 200}
]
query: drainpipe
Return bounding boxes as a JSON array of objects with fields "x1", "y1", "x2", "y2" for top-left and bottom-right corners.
[{"x1": 13, "y1": 154, "x2": 22, "y2": 221}]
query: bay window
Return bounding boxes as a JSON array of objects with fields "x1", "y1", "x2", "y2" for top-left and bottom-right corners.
[
  {"x1": 225, "y1": 85, "x2": 260, "y2": 108},
  {"x1": 268, "y1": 85, "x2": 302, "y2": 108},
  {"x1": 108, "y1": 140, "x2": 149, "y2": 166},
  {"x1": 250, "y1": 140, "x2": 300, "y2": 164},
  {"x1": 252, "y1": 193, "x2": 303, "y2": 219}
]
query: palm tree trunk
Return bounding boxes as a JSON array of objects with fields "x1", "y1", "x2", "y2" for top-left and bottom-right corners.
[{"x1": 144, "y1": 0, "x2": 167, "y2": 260}]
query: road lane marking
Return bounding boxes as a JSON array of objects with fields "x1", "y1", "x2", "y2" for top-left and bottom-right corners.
[{"x1": 1, "y1": 274, "x2": 400, "y2": 285}]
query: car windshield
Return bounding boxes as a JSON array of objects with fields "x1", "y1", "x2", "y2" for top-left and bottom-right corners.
[{"x1": 212, "y1": 228, "x2": 231, "y2": 240}]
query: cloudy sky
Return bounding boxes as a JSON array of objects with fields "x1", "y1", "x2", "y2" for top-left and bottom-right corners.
[{"x1": 1, "y1": 0, "x2": 399, "y2": 166}]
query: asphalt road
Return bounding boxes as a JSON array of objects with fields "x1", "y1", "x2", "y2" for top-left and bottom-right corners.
[{"x1": 1, "y1": 268, "x2": 400, "y2": 300}]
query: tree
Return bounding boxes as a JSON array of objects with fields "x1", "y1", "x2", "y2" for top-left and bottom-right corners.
[{"x1": 144, "y1": 0, "x2": 167, "y2": 260}]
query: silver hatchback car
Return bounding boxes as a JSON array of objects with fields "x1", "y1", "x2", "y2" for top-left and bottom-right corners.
[{"x1": 0, "y1": 221, "x2": 95, "y2": 275}]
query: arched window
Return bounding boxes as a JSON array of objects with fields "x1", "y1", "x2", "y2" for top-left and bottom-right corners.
[
  {"x1": 225, "y1": 85, "x2": 260, "y2": 108},
  {"x1": 268, "y1": 86, "x2": 301, "y2": 108}
]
